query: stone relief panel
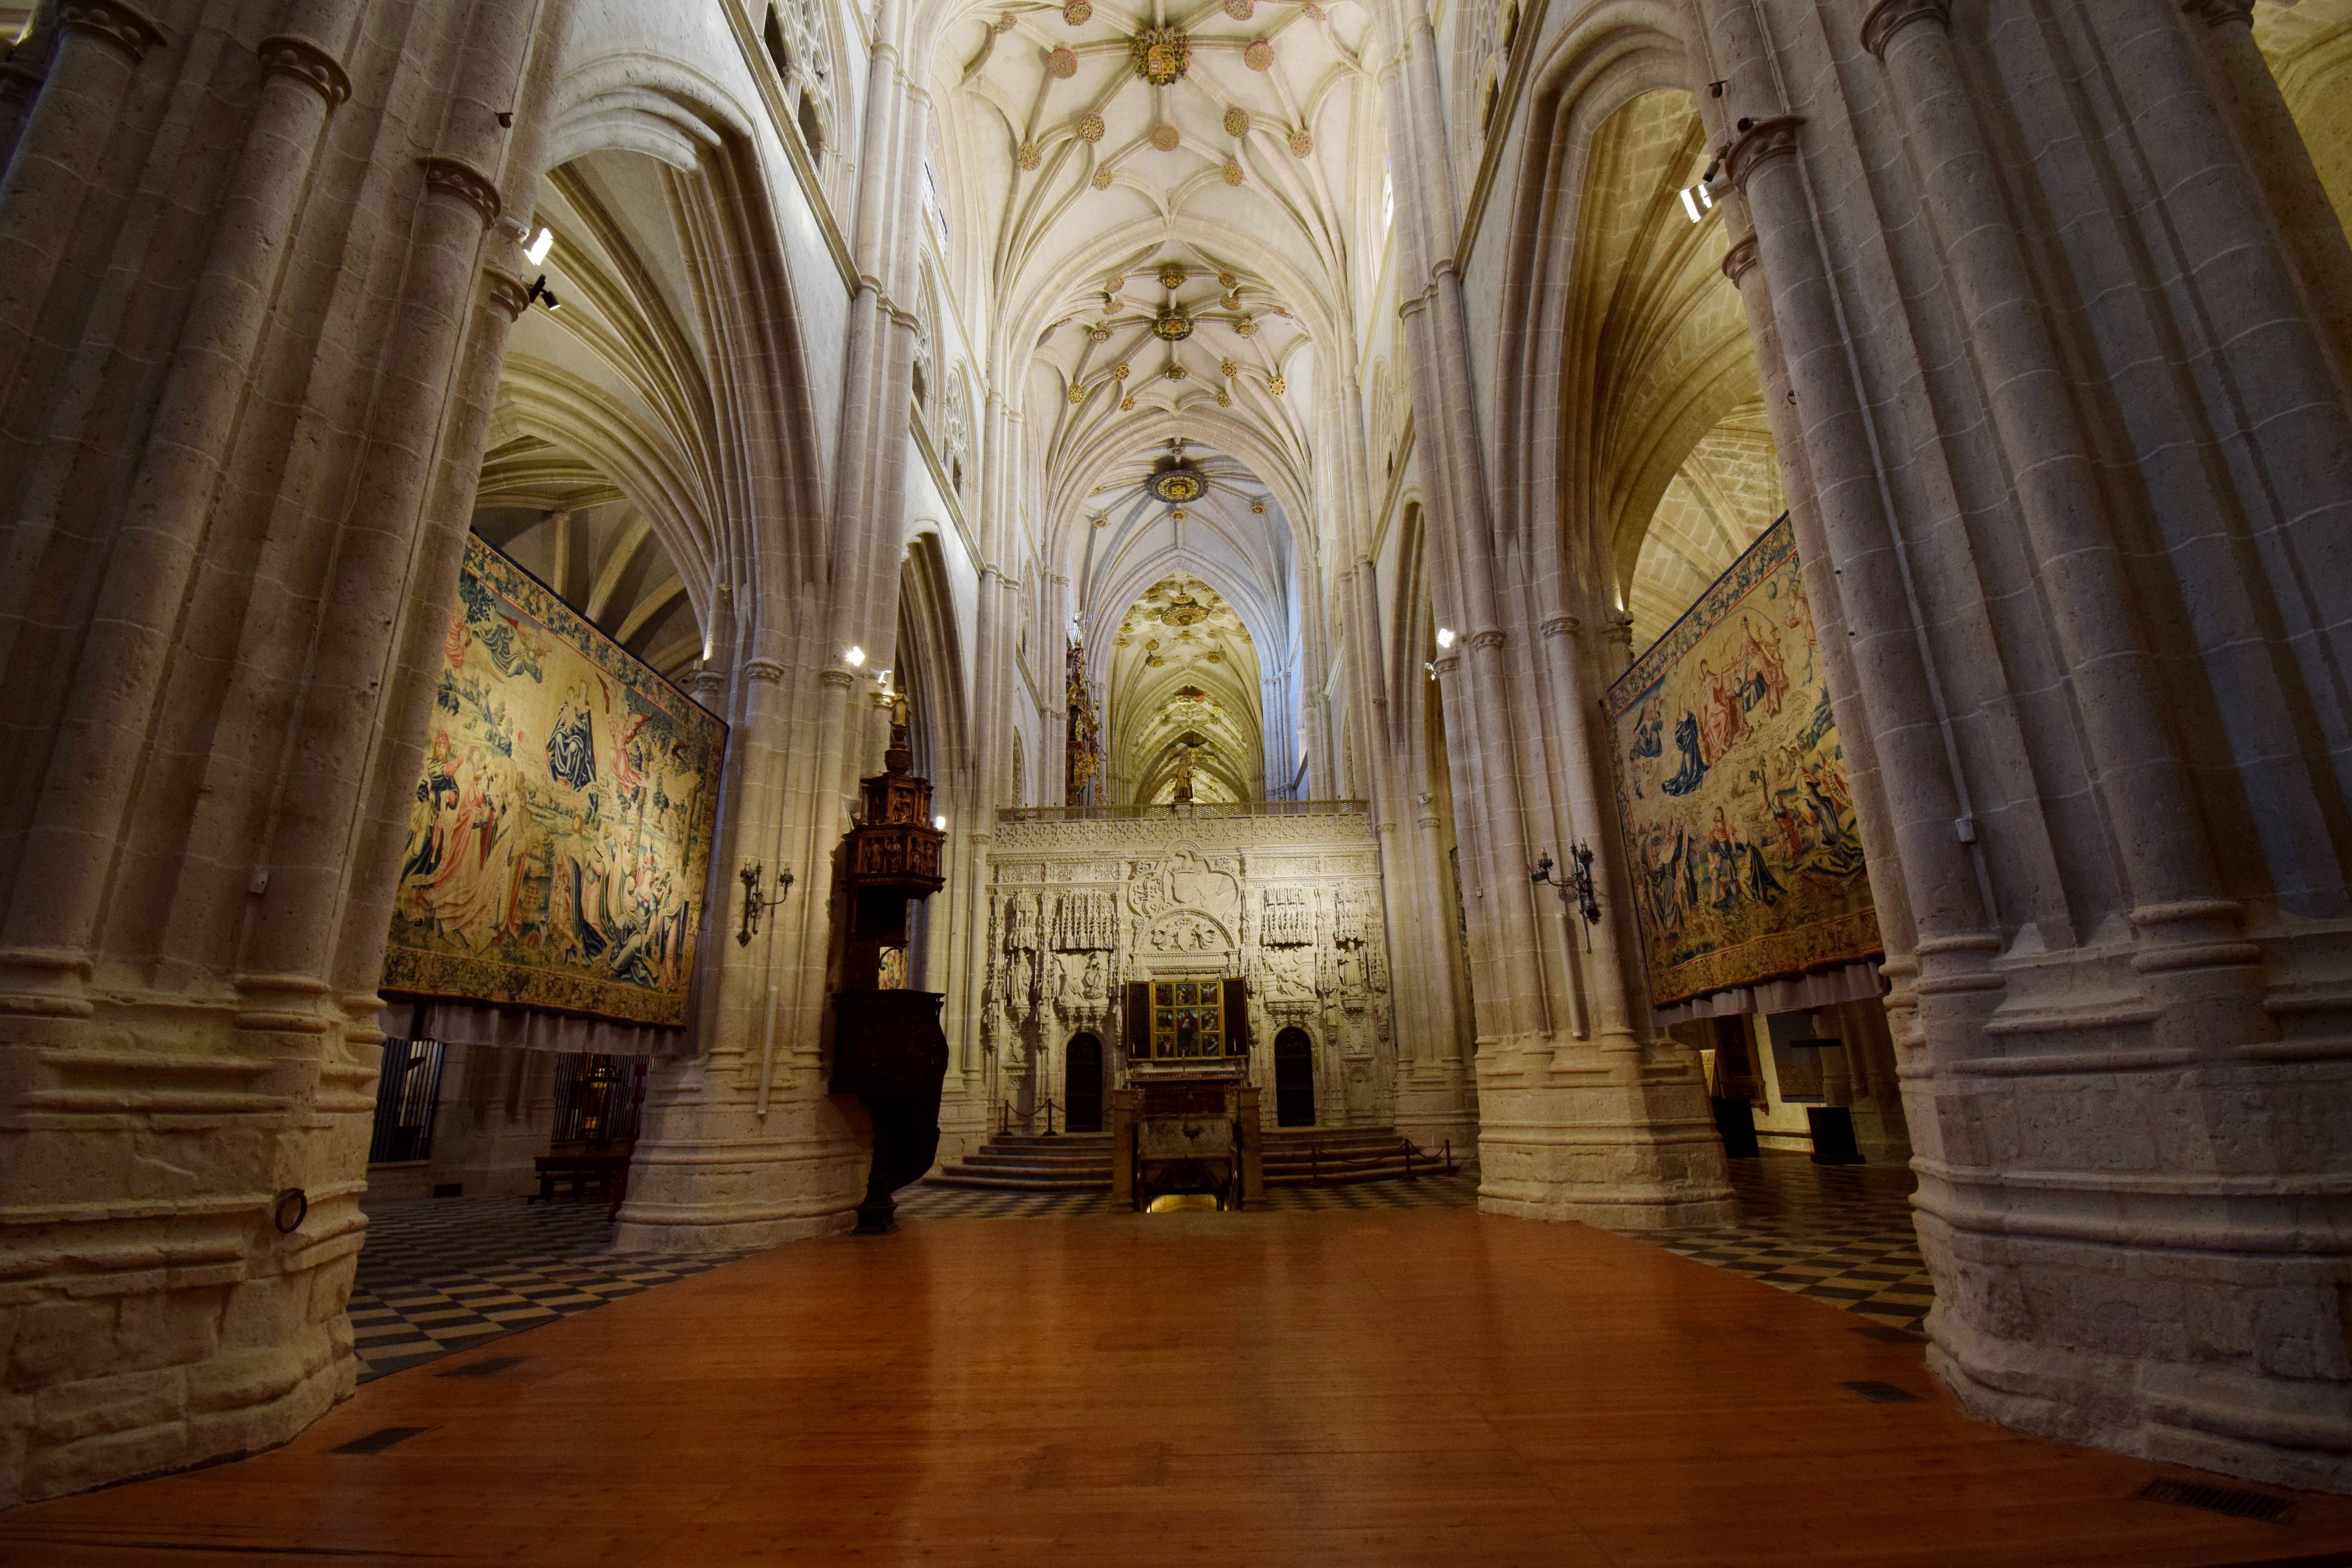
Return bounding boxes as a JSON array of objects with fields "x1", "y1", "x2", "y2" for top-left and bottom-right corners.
[{"x1": 981, "y1": 813, "x2": 1393, "y2": 1127}]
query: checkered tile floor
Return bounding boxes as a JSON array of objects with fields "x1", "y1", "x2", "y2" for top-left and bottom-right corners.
[
  {"x1": 1653, "y1": 1153, "x2": 1933, "y2": 1329},
  {"x1": 350, "y1": 1198, "x2": 745, "y2": 1382}
]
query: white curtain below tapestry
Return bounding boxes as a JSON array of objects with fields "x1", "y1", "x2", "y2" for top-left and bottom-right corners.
[
  {"x1": 376, "y1": 996, "x2": 687, "y2": 1059},
  {"x1": 1650, "y1": 959, "x2": 1885, "y2": 1028}
]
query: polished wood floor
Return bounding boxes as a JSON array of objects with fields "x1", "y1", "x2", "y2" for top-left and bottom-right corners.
[{"x1": 8, "y1": 1207, "x2": 2352, "y2": 1566}]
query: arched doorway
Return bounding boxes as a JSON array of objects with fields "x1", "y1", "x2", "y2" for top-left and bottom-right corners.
[
  {"x1": 1064, "y1": 1034, "x2": 1104, "y2": 1132},
  {"x1": 1274, "y1": 1028, "x2": 1315, "y2": 1127}
]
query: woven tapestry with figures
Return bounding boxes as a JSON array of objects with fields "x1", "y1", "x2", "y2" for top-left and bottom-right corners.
[
  {"x1": 1605, "y1": 517, "x2": 1879, "y2": 1008},
  {"x1": 381, "y1": 534, "x2": 726, "y2": 1026}
]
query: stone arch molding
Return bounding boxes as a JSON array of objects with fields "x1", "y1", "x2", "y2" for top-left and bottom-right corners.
[
  {"x1": 1487, "y1": 10, "x2": 1700, "y2": 596},
  {"x1": 488, "y1": 374, "x2": 721, "y2": 636},
  {"x1": 541, "y1": 54, "x2": 761, "y2": 175}
]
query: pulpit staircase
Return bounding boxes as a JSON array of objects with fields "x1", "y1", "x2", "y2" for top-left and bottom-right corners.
[{"x1": 924, "y1": 1122, "x2": 1455, "y2": 1192}]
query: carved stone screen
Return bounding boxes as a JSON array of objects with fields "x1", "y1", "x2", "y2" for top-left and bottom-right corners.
[
  {"x1": 1604, "y1": 516, "x2": 1879, "y2": 1008},
  {"x1": 382, "y1": 534, "x2": 725, "y2": 1026},
  {"x1": 985, "y1": 810, "x2": 1393, "y2": 1125}
]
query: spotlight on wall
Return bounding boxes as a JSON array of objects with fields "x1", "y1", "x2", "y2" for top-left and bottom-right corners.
[
  {"x1": 524, "y1": 225, "x2": 555, "y2": 265},
  {"x1": 845, "y1": 645, "x2": 866, "y2": 668},
  {"x1": 1435, "y1": 626, "x2": 1456, "y2": 649},
  {"x1": 525, "y1": 274, "x2": 561, "y2": 311},
  {"x1": 1681, "y1": 159, "x2": 1730, "y2": 223}
]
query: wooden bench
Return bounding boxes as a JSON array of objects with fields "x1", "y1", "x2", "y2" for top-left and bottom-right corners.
[{"x1": 529, "y1": 1149, "x2": 632, "y2": 1205}]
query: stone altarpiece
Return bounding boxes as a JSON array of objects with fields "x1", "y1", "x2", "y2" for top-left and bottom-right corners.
[{"x1": 980, "y1": 812, "x2": 1392, "y2": 1129}]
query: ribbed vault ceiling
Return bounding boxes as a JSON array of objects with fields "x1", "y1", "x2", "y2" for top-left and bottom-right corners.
[{"x1": 937, "y1": 0, "x2": 1380, "y2": 793}]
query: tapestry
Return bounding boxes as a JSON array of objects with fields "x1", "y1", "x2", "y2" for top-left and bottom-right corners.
[
  {"x1": 1605, "y1": 516, "x2": 1879, "y2": 1008},
  {"x1": 382, "y1": 534, "x2": 726, "y2": 1027}
]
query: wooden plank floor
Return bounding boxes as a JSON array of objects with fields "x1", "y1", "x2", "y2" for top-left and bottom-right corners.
[{"x1": 6, "y1": 1207, "x2": 2351, "y2": 1567}]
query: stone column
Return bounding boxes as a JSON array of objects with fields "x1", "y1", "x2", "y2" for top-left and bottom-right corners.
[
  {"x1": 1376, "y1": 0, "x2": 1728, "y2": 1223},
  {"x1": 0, "y1": 0, "x2": 585, "y2": 1505},
  {"x1": 1687, "y1": 0, "x2": 2352, "y2": 1492},
  {"x1": 2179, "y1": 0, "x2": 2352, "y2": 392}
]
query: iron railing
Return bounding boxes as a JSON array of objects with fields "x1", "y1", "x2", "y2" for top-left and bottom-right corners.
[
  {"x1": 997, "y1": 1097, "x2": 1063, "y2": 1137},
  {"x1": 367, "y1": 1039, "x2": 447, "y2": 1164}
]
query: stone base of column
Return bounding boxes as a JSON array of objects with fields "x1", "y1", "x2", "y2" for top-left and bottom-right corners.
[
  {"x1": 931, "y1": 1067, "x2": 993, "y2": 1167},
  {"x1": 611, "y1": 1071, "x2": 866, "y2": 1255},
  {"x1": 1394, "y1": 1058, "x2": 1479, "y2": 1159},
  {"x1": 0, "y1": 996, "x2": 381, "y2": 1507},
  {"x1": 1921, "y1": 1209, "x2": 2352, "y2": 1494},
  {"x1": 0, "y1": 1240, "x2": 360, "y2": 1508},
  {"x1": 1847, "y1": 1099, "x2": 1913, "y2": 1166},
  {"x1": 1472, "y1": 1050, "x2": 1735, "y2": 1229}
]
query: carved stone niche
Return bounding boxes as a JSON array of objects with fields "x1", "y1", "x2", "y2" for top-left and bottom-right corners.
[{"x1": 1144, "y1": 907, "x2": 1232, "y2": 960}]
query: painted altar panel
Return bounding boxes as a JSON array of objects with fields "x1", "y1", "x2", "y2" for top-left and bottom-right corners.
[
  {"x1": 382, "y1": 534, "x2": 726, "y2": 1027},
  {"x1": 1605, "y1": 517, "x2": 1879, "y2": 1008}
]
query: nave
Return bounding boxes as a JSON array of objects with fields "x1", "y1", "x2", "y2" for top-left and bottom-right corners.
[
  {"x1": 6, "y1": 1189, "x2": 2348, "y2": 1568},
  {"x1": 7, "y1": 0, "x2": 2352, "y2": 1526}
]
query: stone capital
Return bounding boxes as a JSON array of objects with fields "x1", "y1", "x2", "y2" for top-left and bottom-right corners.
[
  {"x1": 741, "y1": 658, "x2": 790, "y2": 685},
  {"x1": 1724, "y1": 115, "x2": 1806, "y2": 195},
  {"x1": 1859, "y1": 0, "x2": 1949, "y2": 60},
  {"x1": 1466, "y1": 628, "x2": 1505, "y2": 651},
  {"x1": 819, "y1": 668, "x2": 856, "y2": 688},
  {"x1": 1539, "y1": 614, "x2": 1579, "y2": 638},
  {"x1": 57, "y1": 0, "x2": 165, "y2": 63},
  {"x1": 257, "y1": 34, "x2": 351, "y2": 107},
  {"x1": 484, "y1": 266, "x2": 532, "y2": 322},
  {"x1": 2179, "y1": 0, "x2": 2254, "y2": 25},
  {"x1": 418, "y1": 155, "x2": 505, "y2": 232},
  {"x1": 1719, "y1": 233, "x2": 1760, "y2": 287}
]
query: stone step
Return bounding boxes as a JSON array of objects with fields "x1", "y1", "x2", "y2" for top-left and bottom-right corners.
[
  {"x1": 923, "y1": 1121, "x2": 1454, "y2": 1193},
  {"x1": 923, "y1": 1170, "x2": 1110, "y2": 1191},
  {"x1": 952, "y1": 1155, "x2": 1114, "y2": 1176}
]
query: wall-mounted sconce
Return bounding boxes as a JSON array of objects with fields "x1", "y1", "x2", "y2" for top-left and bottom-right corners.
[
  {"x1": 1435, "y1": 626, "x2": 1456, "y2": 648},
  {"x1": 1531, "y1": 842, "x2": 1602, "y2": 951},
  {"x1": 933, "y1": 814, "x2": 948, "y2": 832},
  {"x1": 525, "y1": 274, "x2": 561, "y2": 311},
  {"x1": 844, "y1": 645, "x2": 866, "y2": 668},
  {"x1": 524, "y1": 225, "x2": 554, "y2": 265},
  {"x1": 738, "y1": 861, "x2": 795, "y2": 946}
]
